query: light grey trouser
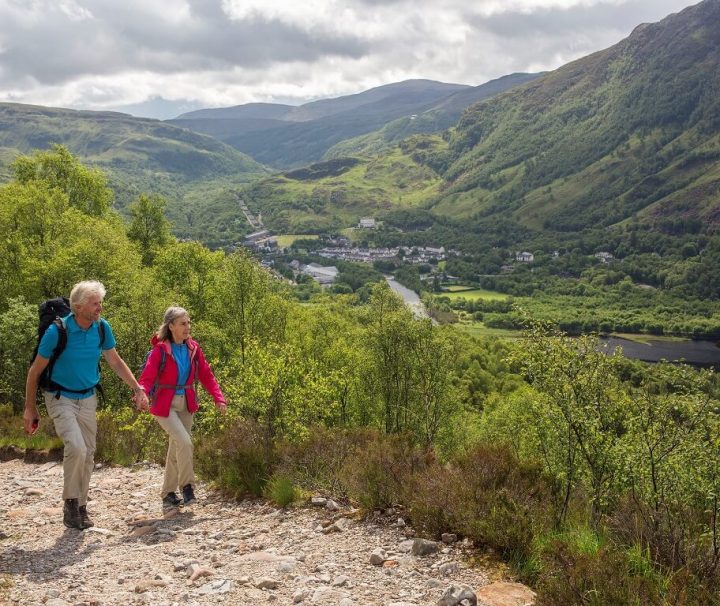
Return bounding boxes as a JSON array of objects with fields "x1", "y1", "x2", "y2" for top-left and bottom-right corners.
[
  {"x1": 155, "y1": 394, "x2": 195, "y2": 497},
  {"x1": 44, "y1": 392, "x2": 97, "y2": 505}
]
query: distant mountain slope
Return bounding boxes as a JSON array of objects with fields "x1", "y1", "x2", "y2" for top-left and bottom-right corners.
[
  {"x1": 324, "y1": 73, "x2": 542, "y2": 160},
  {"x1": 429, "y1": 0, "x2": 720, "y2": 234},
  {"x1": 0, "y1": 103, "x2": 267, "y2": 209},
  {"x1": 169, "y1": 79, "x2": 471, "y2": 168},
  {"x1": 242, "y1": 136, "x2": 447, "y2": 234},
  {"x1": 178, "y1": 102, "x2": 295, "y2": 121}
]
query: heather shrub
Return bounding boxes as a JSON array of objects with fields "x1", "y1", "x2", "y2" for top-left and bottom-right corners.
[
  {"x1": 339, "y1": 431, "x2": 432, "y2": 510},
  {"x1": 274, "y1": 426, "x2": 380, "y2": 496},
  {"x1": 535, "y1": 541, "x2": 663, "y2": 606},
  {"x1": 406, "y1": 443, "x2": 551, "y2": 562},
  {"x1": 195, "y1": 417, "x2": 269, "y2": 497},
  {"x1": 95, "y1": 407, "x2": 165, "y2": 465}
]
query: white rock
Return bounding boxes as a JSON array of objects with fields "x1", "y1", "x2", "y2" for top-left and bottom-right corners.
[
  {"x1": 195, "y1": 579, "x2": 233, "y2": 595},
  {"x1": 255, "y1": 577, "x2": 279, "y2": 590},
  {"x1": 370, "y1": 548, "x2": 387, "y2": 565},
  {"x1": 292, "y1": 588, "x2": 311, "y2": 603}
]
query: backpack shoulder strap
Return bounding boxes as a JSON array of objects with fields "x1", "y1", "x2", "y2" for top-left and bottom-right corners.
[
  {"x1": 98, "y1": 320, "x2": 106, "y2": 349},
  {"x1": 53, "y1": 318, "x2": 68, "y2": 360},
  {"x1": 44, "y1": 318, "x2": 68, "y2": 388}
]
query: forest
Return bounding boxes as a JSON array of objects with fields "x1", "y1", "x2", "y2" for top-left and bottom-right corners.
[{"x1": 1, "y1": 148, "x2": 719, "y2": 605}]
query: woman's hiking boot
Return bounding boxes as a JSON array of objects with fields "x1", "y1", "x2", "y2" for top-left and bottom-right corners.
[
  {"x1": 162, "y1": 491, "x2": 183, "y2": 508},
  {"x1": 63, "y1": 498, "x2": 83, "y2": 529},
  {"x1": 182, "y1": 484, "x2": 196, "y2": 505}
]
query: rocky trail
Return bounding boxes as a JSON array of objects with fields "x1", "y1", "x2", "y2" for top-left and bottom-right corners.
[{"x1": 0, "y1": 459, "x2": 535, "y2": 606}]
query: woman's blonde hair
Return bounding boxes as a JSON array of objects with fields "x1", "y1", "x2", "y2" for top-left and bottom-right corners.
[
  {"x1": 69, "y1": 280, "x2": 107, "y2": 313},
  {"x1": 157, "y1": 306, "x2": 189, "y2": 342}
]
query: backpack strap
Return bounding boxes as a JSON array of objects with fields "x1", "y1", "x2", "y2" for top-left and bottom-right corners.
[
  {"x1": 44, "y1": 318, "x2": 68, "y2": 392},
  {"x1": 98, "y1": 320, "x2": 106, "y2": 349},
  {"x1": 44, "y1": 317, "x2": 106, "y2": 400},
  {"x1": 156, "y1": 349, "x2": 200, "y2": 392},
  {"x1": 150, "y1": 349, "x2": 167, "y2": 402}
]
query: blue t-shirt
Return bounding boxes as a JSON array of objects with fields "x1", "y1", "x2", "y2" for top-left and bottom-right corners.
[
  {"x1": 171, "y1": 342, "x2": 190, "y2": 394},
  {"x1": 38, "y1": 314, "x2": 116, "y2": 398}
]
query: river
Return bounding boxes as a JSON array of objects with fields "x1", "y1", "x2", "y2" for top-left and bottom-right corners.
[
  {"x1": 385, "y1": 276, "x2": 430, "y2": 319},
  {"x1": 600, "y1": 336, "x2": 720, "y2": 368},
  {"x1": 385, "y1": 278, "x2": 720, "y2": 368}
]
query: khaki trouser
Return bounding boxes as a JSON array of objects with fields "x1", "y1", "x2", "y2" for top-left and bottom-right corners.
[
  {"x1": 44, "y1": 392, "x2": 97, "y2": 505},
  {"x1": 155, "y1": 394, "x2": 195, "y2": 497}
]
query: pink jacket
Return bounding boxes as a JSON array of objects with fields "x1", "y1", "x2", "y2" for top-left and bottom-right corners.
[{"x1": 138, "y1": 335, "x2": 225, "y2": 417}]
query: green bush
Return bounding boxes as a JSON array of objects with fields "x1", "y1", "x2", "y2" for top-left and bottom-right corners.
[
  {"x1": 95, "y1": 407, "x2": 166, "y2": 466},
  {"x1": 264, "y1": 473, "x2": 297, "y2": 508}
]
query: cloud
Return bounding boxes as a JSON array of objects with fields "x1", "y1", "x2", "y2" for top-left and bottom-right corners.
[
  {"x1": 0, "y1": 0, "x2": 368, "y2": 84},
  {"x1": 0, "y1": 0, "x2": 696, "y2": 115}
]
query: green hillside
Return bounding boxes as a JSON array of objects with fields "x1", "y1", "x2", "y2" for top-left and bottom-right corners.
[
  {"x1": 324, "y1": 73, "x2": 542, "y2": 161},
  {"x1": 0, "y1": 103, "x2": 267, "y2": 245},
  {"x1": 170, "y1": 80, "x2": 470, "y2": 168},
  {"x1": 243, "y1": 137, "x2": 447, "y2": 233},
  {"x1": 429, "y1": 0, "x2": 720, "y2": 233}
]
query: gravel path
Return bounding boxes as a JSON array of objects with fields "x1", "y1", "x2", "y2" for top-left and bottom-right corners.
[{"x1": 0, "y1": 459, "x2": 495, "y2": 606}]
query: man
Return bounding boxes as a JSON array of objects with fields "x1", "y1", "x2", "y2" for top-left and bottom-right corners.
[{"x1": 23, "y1": 281, "x2": 149, "y2": 530}]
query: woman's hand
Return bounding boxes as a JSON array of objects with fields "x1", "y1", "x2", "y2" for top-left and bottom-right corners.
[
  {"x1": 217, "y1": 402, "x2": 227, "y2": 415},
  {"x1": 133, "y1": 387, "x2": 150, "y2": 412}
]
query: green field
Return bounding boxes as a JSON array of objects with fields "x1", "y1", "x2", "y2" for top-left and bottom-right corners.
[
  {"x1": 276, "y1": 234, "x2": 320, "y2": 248},
  {"x1": 439, "y1": 288, "x2": 509, "y2": 301},
  {"x1": 454, "y1": 321, "x2": 522, "y2": 339}
]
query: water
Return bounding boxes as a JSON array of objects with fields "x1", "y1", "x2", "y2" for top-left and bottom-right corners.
[
  {"x1": 600, "y1": 336, "x2": 720, "y2": 368},
  {"x1": 385, "y1": 276, "x2": 430, "y2": 319}
]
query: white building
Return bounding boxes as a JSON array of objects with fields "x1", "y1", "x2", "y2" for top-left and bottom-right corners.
[
  {"x1": 516, "y1": 251, "x2": 534, "y2": 262},
  {"x1": 358, "y1": 217, "x2": 376, "y2": 229},
  {"x1": 301, "y1": 263, "x2": 339, "y2": 285},
  {"x1": 594, "y1": 251, "x2": 615, "y2": 263}
]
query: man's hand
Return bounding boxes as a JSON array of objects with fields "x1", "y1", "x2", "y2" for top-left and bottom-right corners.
[{"x1": 23, "y1": 406, "x2": 40, "y2": 435}]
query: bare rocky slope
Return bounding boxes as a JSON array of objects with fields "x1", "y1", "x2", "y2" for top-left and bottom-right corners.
[{"x1": 0, "y1": 459, "x2": 535, "y2": 606}]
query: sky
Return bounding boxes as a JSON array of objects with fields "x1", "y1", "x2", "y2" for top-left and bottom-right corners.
[{"x1": 0, "y1": 0, "x2": 698, "y2": 119}]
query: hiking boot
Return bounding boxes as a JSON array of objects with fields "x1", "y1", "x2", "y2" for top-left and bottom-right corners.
[
  {"x1": 182, "y1": 484, "x2": 196, "y2": 505},
  {"x1": 162, "y1": 491, "x2": 183, "y2": 508},
  {"x1": 79, "y1": 505, "x2": 94, "y2": 528},
  {"x1": 63, "y1": 498, "x2": 83, "y2": 530}
]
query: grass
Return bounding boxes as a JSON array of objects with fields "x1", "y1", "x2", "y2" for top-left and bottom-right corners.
[
  {"x1": 438, "y1": 288, "x2": 509, "y2": 301},
  {"x1": 0, "y1": 434, "x2": 64, "y2": 451},
  {"x1": 276, "y1": 234, "x2": 320, "y2": 248},
  {"x1": 609, "y1": 332, "x2": 692, "y2": 344},
  {"x1": 454, "y1": 321, "x2": 523, "y2": 339}
]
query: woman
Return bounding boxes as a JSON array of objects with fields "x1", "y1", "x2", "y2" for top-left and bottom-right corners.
[{"x1": 137, "y1": 306, "x2": 226, "y2": 508}]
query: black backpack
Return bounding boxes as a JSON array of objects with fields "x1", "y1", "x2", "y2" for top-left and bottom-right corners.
[{"x1": 34, "y1": 297, "x2": 106, "y2": 396}]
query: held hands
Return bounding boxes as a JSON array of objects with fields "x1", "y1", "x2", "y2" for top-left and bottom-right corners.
[{"x1": 132, "y1": 387, "x2": 150, "y2": 412}]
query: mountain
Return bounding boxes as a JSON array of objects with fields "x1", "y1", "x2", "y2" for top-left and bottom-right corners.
[
  {"x1": 428, "y1": 0, "x2": 720, "y2": 234},
  {"x1": 169, "y1": 80, "x2": 472, "y2": 168},
  {"x1": 323, "y1": 73, "x2": 542, "y2": 160},
  {"x1": 0, "y1": 102, "x2": 267, "y2": 210}
]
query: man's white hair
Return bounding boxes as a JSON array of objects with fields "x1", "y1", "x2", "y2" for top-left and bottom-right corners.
[{"x1": 69, "y1": 280, "x2": 107, "y2": 313}]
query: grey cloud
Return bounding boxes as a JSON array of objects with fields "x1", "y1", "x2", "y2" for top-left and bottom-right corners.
[
  {"x1": 0, "y1": 0, "x2": 369, "y2": 87},
  {"x1": 470, "y1": 0, "x2": 692, "y2": 40}
]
